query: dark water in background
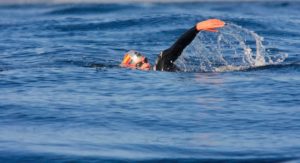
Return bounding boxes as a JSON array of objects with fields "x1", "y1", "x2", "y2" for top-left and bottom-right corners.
[{"x1": 0, "y1": 1, "x2": 300, "y2": 162}]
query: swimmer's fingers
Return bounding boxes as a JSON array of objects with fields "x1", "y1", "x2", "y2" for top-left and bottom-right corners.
[{"x1": 196, "y1": 19, "x2": 225, "y2": 31}]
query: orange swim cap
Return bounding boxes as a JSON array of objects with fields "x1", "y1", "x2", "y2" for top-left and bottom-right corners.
[{"x1": 121, "y1": 50, "x2": 151, "y2": 70}]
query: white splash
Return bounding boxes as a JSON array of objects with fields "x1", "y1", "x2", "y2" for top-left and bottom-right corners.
[{"x1": 176, "y1": 23, "x2": 288, "y2": 72}]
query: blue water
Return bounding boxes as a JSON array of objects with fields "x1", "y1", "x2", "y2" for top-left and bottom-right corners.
[{"x1": 0, "y1": 1, "x2": 300, "y2": 162}]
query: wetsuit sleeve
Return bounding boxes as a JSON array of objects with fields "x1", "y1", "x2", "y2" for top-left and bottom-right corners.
[{"x1": 154, "y1": 26, "x2": 199, "y2": 71}]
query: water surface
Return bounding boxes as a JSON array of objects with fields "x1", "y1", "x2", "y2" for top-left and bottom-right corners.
[{"x1": 0, "y1": 1, "x2": 300, "y2": 162}]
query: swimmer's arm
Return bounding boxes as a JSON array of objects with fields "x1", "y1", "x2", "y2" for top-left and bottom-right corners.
[
  {"x1": 154, "y1": 19, "x2": 225, "y2": 71},
  {"x1": 161, "y1": 19, "x2": 225, "y2": 63},
  {"x1": 154, "y1": 26, "x2": 198, "y2": 71},
  {"x1": 162, "y1": 26, "x2": 199, "y2": 63}
]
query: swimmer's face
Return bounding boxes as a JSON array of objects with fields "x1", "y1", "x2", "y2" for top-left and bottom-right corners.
[
  {"x1": 121, "y1": 50, "x2": 151, "y2": 71},
  {"x1": 135, "y1": 56, "x2": 151, "y2": 70}
]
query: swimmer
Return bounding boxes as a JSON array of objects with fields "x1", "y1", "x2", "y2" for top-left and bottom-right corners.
[{"x1": 120, "y1": 19, "x2": 225, "y2": 71}]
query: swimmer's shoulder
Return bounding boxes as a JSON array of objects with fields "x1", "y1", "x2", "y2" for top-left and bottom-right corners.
[{"x1": 153, "y1": 51, "x2": 179, "y2": 71}]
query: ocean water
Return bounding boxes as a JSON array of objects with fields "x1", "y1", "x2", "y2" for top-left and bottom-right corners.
[{"x1": 0, "y1": 1, "x2": 300, "y2": 162}]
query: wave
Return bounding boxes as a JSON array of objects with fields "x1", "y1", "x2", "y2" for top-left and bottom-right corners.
[
  {"x1": 39, "y1": 15, "x2": 192, "y2": 33},
  {"x1": 0, "y1": 59, "x2": 119, "y2": 73},
  {"x1": 54, "y1": 59, "x2": 119, "y2": 69},
  {"x1": 213, "y1": 62, "x2": 300, "y2": 72},
  {"x1": 0, "y1": 0, "x2": 296, "y2": 5},
  {"x1": 46, "y1": 4, "x2": 128, "y2": 15},
  {"x1": 0, "y1": 152, "x2": 297, "y2": 163}
]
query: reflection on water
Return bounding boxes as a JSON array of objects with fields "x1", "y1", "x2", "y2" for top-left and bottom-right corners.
[{"x1": 194, "y1": 73, "x2": 225, "y2": 85}]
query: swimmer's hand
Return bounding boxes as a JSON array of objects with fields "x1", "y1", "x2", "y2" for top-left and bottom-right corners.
[{"x1": 196, "y1": 19, "x2": 225, "y2": 32}]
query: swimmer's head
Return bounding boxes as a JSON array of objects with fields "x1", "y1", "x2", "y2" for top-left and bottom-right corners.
[{"x1": 121, "y1": 50, "x2": 151, "y2": 70}]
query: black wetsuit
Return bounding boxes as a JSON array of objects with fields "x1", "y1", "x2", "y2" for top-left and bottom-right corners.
[{"x1": 154, "y1": 26, "x2": 199, "y2": 71}]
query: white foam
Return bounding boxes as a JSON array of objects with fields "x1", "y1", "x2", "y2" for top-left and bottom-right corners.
[{"x1": 176, "y1": 23, "x2": 288, "y2": 72}]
